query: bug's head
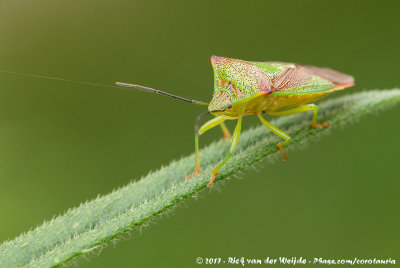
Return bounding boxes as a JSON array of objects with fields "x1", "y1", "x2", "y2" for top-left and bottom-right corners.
[
  {"x1": 209, "y1": 55, "x2": 243, "y2": 113},
  {"x1": 208, "y1": 90, "x2": 234, "y2": 113}
]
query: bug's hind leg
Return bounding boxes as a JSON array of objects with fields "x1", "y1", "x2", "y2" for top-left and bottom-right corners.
[
  {"x1": 257, "y1": 113, "x2": 291, "y2": 161},
  {"x1": 268, "y1": 104, "x2": 331, "y2": 129},
  {"x1": 309, "y1": 104, "x2": 330, "y2": 128},
  {"x1": 185, "y1": 114, "x2": 227, "y2": 180},
  {"x1": 260, "y1": 104, "x2": 330, "y2": 160},
  {"x1": 208, "y1": 116, "x2": 242, "y2": 188}
]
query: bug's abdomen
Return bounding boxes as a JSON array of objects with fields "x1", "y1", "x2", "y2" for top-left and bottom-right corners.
[
  {"x1": 240, "y1": 91, "x2": 333, "y2": 115},
  {"x1": 219, "y1": 91, "x2": 334, "y2": 118},
  {"x1": 261, "y1": 92, "x2": 332, "y2": 112}
]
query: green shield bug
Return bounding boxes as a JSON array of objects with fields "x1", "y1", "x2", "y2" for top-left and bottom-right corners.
[{"x1": 116, "y1": 56, "x2": 354, "y2": 187}]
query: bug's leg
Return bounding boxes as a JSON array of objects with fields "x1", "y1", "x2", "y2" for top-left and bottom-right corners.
[
  {"x1": 268, "y1": 104, "x2": 330, "y2": 128},
  {"x1": 220, "y1": 122, "x2": 231, "y2": 140},
  {"x1": 310, "y1": 104, "x2": 331, "y2": 128},
  {"x1": 257, "y1": 113, "x2": 291, "y2": 161},
  {"x1": 208, "y1": 116, "x2": 242, "y2": 188},
  {"x1": 185, "y1": 115, "x2": 228, "y2": 180}
]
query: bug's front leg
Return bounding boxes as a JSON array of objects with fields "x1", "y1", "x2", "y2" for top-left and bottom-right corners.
[
  {"x1": 220, "y1": 122, "x2": 231, "y2": 140},
  {"x1": 208, "y1": 116, "x2": 242, "y2": 188},
  {"x1": 185, "y1": 115, "x2": 228, "y2": 180},
  {"x1": 257, "y1": 113, "x2": 291, "y2": 161}
]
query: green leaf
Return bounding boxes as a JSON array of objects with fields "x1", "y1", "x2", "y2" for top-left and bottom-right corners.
[{"x1": 1, "y1": 90, "x2": 400, "y2": 267}]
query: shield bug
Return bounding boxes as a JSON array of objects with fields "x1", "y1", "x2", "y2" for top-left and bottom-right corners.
[{"x1": 116, "y1": 56, "x2": 354, "y2": 188}]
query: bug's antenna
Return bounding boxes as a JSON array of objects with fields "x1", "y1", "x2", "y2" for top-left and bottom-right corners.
[{"x1": 115, "y1": 82, "x2": 209, "y2": 106}]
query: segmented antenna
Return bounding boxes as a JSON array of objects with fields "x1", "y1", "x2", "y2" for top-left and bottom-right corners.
[{"x1": 115, "y1": 82, "x2": 208, "y2": 106}]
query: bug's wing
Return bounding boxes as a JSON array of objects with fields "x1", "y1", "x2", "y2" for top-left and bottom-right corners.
[
  {"x1": 299, "y1": 64, "x2": 354, "y2": 88},
  {"x1": 254, "y1": 62, "x2": 354, "y2": 94}
]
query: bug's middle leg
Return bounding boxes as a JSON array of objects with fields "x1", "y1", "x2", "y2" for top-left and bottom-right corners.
[
  {"x1": 268, "y1": 104, "x2": 331, "y2": 128},
  {"x1": 208, "y1": 116, "x2": 242, "y2": 188},
  {"x1": 257, "y1": 113, "x2": 291, "y2": 161},
  {"x1": 185, "y1": 115, "x2": 228, "y2": 180}
]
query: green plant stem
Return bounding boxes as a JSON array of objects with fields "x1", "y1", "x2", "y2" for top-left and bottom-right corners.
[{"x1": 1, "y1": 90, "x2": 399, "y2": 267}]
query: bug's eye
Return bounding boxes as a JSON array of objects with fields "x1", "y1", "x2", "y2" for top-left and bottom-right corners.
[{"x1": 227, "y1": 102, "x2": 233, "y2": 109}]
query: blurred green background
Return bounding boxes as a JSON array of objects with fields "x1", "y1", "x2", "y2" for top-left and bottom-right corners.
[{"x1": 1, "y1": 0, "x2": 399, "y2": 267}]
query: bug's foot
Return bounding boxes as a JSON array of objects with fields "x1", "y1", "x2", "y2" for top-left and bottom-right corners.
[
  {"x1": 277, "y1": 142, "x2": 288, "y2": 162},
  {"x1": 221, "y1": 133, "x2": 231, "y2": 141},
  {"x1": 185, "y1": 169, "x2": 200, "y2": 180},
  {"x1": 207, "y1": 170, "x2": 218, "y2": 188},
  {"x1": 311, "y1": 122, "x2": 331, "y2": 128}
]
